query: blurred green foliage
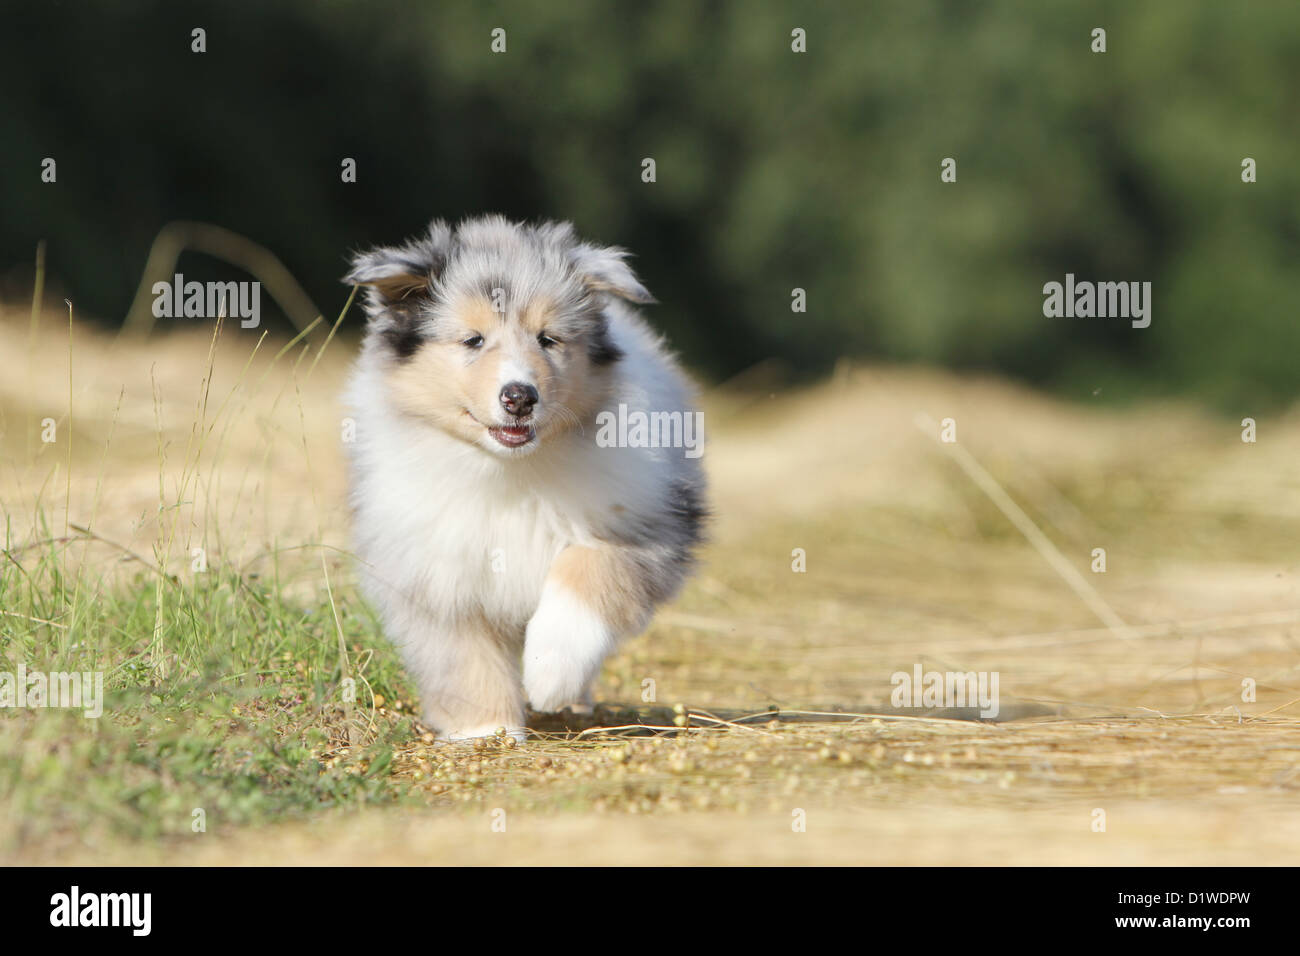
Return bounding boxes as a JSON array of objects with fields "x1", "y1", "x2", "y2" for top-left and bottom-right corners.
[{"x1": 1, "y1": 0, "x2": 1297, "y2": 409}]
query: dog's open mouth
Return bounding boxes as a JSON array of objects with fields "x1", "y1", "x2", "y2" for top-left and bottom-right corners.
[{"x1": 488, "y1": 423, "x2": 535, "y2": 447}]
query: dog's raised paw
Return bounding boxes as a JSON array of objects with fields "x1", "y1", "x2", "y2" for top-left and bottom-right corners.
[{"x1": 523, "y1": 588, "x2": 611, "y2": 712}]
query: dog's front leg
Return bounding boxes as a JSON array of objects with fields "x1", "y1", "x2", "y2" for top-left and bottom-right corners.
[
  {"x1": 523, "y1": 544, "x2": 651, "y2": 713},
  {"x1": 395, "y1": 608, "x2": 526, "y2": 741}
]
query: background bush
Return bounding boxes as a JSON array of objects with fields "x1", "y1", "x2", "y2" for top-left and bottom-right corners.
[{"x1": 2, "y1": 0, "x2": 1297, "y2": 409}]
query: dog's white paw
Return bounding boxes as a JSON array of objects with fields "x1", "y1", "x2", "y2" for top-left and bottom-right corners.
[
  {"x1": 563, "y1": 693, "x2": 595, "y2": 716},
  {"x1": 523, "y1": 587, "x2": 611, "y2": 713}
]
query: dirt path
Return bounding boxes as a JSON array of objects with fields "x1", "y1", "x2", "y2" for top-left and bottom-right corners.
[{"x1": 3, "y1": 308, "x2": 1298, "y2": 865}]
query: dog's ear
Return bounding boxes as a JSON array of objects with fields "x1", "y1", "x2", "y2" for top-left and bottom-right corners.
[
  {"x1": 571, "y1": 242, "x2": 656, "y2": 305},
  {"x1": 344, "y1": 220, "x2": 453, "y2": 314}
]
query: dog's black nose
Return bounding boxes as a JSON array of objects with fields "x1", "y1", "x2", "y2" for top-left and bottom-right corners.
[{"x1": 499, "y1": 382, "x2": 538, "y2": 417}]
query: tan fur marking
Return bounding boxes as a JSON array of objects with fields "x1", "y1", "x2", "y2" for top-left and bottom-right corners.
[
  {"x1": 518, "y1": 298, "x2": 557, "y2": 333},
  {"x1": 548, "y1": 545, "x2": 649, "y2": 635},
  {"x1": 456, "y1": 297, "x2": 501, "y2": 332},
  {"x1": 381, "y1": 292, "x2": 615, "y2": 447},
  {"x1": 360, "y1": 273, "x2": 429, "y2": 301}
]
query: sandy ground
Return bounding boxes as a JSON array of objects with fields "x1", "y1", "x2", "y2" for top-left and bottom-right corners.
[
  {"x1": 49, "y1": 802, "x2": 1300, "y2": 867},
  {"x1": 2, "y1": 303, "x2": 1299, "y2": 865}
]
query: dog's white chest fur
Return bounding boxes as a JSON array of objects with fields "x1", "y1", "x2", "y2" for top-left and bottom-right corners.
[{"x1": 350, "y1": 407, "x2": 601, "y2": 628}]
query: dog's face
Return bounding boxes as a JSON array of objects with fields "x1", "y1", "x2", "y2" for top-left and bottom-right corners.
[{"x1": 347, "y1": 217, "x2": 653, "y2": 458}]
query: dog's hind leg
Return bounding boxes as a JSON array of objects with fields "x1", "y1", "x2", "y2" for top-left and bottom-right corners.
[{"x1": 522, "y1": 544, "x2": 661, "y2": 714}]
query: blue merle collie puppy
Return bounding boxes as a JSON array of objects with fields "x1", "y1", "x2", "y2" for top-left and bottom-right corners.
[{"x1": 342, "y1": 216, "x2": 706, "y2": 740}]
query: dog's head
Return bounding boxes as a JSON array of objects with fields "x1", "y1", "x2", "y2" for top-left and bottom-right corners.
[{"x1": 346, "y1": 216, "x2": 652, "y2": 458}]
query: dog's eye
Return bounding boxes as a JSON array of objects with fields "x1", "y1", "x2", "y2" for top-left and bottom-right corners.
[
  {"x1": 462, "y1": 334, "x2": 484, "y2": 349},
  {"x1": 537, "y1": 333, "x2": 560, "y2": 349}
]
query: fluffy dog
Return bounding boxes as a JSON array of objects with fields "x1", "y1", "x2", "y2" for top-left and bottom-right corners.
[{"x1": 342, "y1": 216, "x2": 706, "y2": 740}]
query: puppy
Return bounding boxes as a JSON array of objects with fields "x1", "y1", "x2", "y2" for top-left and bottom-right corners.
[{"x1": 342, "y1": 216, "x2": 706, "y2": 740}]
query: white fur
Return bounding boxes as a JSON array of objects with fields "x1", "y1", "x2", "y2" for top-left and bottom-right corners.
[
  {"x1": 344, "y1": 294, "x2": 704, "y2": 740},
  {"x1": 523, "y1": 584, "x2": 614, "y2": 713}
]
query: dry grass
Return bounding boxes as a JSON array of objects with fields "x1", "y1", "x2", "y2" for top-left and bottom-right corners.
[{"x1": 2, "y1": 300, "x2": 1299, "y2": 865}]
